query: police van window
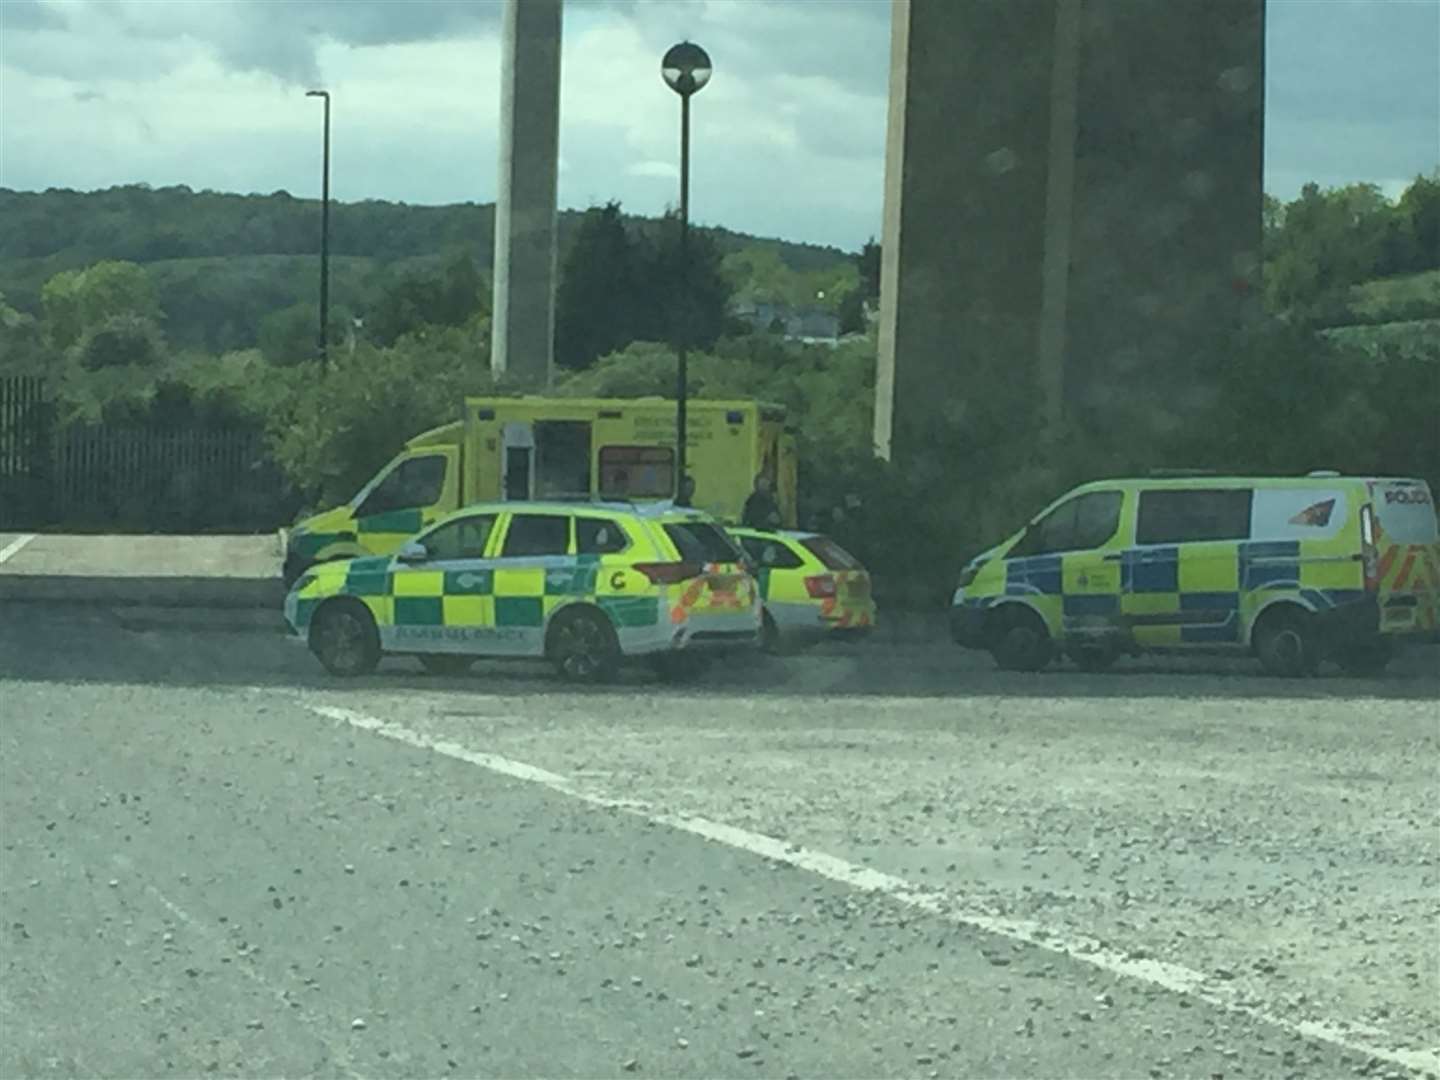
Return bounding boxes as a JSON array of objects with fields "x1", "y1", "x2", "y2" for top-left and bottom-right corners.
[
  {"x1": 599, "y1": 446, "x2": 675, "y2": 499},
  {"x1": 576, "y1": 517, "x2": 629, "y2": 555},
  {"x1": 422, "y1": 514, "x2": 496, "y2": 561},
  {"x1": 1012, "y1": 490, "x2": 1122, "y2": 557},
  {"x1": 363, "y1": 454, "x2": 446, "y2": 514},
  {"x1": 1136, "y1": 489, "x2": 1253, "y2": 545},
  {"x1": 501, "y1": 514, "x2": 570, "y2": 557},
  {"x1": 741, "y1": 535, "x2": 802, "y2": 569}
]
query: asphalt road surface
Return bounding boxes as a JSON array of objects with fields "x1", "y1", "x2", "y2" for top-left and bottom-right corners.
[{"x1": 2, "y1": 609, "x2": 1437, "y2": 1079}]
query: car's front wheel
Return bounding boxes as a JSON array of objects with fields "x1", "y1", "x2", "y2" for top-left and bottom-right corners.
[{"x1": 309, "y1": 600, "x2": 381, "y2": 677}]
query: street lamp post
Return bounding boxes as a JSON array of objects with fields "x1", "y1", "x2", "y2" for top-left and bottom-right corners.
[
  {"x1": 305, "y1": 89, "x2": 331, "y2": 373},
  {"x1": 661, "y1": 43, "x2": 711, "y2": 506}
]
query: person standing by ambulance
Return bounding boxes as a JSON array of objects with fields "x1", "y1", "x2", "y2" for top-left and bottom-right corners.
[{"x1": 742, "y1": 474, "x2": 782, "y2": 530}]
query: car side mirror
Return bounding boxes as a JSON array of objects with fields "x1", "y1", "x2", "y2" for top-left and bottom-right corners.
[{"x1": 398, "y1": 541, "x2": 428, "y2": 563}]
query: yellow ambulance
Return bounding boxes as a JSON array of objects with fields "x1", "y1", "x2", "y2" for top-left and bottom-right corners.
[
  {"x1": 949, "y1": 473, "x2": 1440, "y2": 676},
  {"x1": 283, "y1": 396, "x2": 797, "y2": 585},
  {"x1": 285, "y1": 501, "x2": 760, "y2": 682}
]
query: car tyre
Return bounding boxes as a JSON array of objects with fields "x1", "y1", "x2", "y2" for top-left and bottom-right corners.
[
  {"x1": 1253, "y1": 608, "x2": 1320, "y2": 677},
  {"x1": 418, "y1": 654, "x2": 474, "y2": 676},
  {"x1": 309, "y1": 600, "x2": 381, "y2": 677},
  {"x1": 547, "y1": 607, "x2": 621, "y2": 684},
  {"x1": 990, "y1": 608, "x2": 1052, "y2": 672}
]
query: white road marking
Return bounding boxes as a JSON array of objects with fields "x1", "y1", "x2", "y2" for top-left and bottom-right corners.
[
  {"x1": 111, "y1": 853, "x2": 365, "y2": 1079},
  {"x1": 0, "y1": 533, "x2": 37, "y2": 567},
  {"x1": 306, "y1": 702, "x2": 1439, "y2": 1077}
]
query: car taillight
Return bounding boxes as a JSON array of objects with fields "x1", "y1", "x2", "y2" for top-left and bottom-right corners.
[
  {"x1": 1360, "y1": 504, "x2": 1379, "y2": 591},
  {"x1": 634, "y1": 561, "x2": 704, "y2": 585},
  {"x1": 804, "y1": 574, "x2": 837, "y2": 599}
]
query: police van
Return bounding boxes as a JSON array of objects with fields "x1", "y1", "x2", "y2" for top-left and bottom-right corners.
[{"x1": 949, "y1": 473, "x2": 1440, "y2": 676}]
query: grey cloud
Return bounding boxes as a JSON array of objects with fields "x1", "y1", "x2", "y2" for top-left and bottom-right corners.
[{"x1": 0, "y1": 0, "x2": 67, "y2": 31}]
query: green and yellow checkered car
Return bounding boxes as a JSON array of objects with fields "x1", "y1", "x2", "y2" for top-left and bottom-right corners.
[{"x1": 284, "y1": 501, "x2": 761, "y2": 681}]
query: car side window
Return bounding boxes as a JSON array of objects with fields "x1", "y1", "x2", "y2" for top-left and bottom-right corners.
[
  {"x1": 501, "y1": 513, "x2": 570, "y2": 557},
  {"x1": 741, "y1": 536, "x2": 801, "y2": 569},
  {"x1": 422, "y1": 514, "x2": 496, "y2": 561},
  {"x1": 576, "y1": 517, "x2": 629, "y2": 555}
]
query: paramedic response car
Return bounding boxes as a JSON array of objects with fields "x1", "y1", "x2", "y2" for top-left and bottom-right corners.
[
  {"x1": 949, "y1": 473, "x2": 1440, "y2": 676},
  {"x1": 730, "y1": 527, "x2": 876, "y2": 651},
  {"x1": 284, "y1": 501, "x2": 760, "y2": 682}
]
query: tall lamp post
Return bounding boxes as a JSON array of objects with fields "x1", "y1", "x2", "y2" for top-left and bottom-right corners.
[
  {"x1": 305, "y1": 89, "x2": 331, "y2": 373},
  {"x1": 660, "y1": 42, "x2": 711, "y2": 505}
]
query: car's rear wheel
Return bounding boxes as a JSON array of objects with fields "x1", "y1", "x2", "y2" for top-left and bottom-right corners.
[
  {"x1": 418, "y1": 654, "x2": 474, "y2": 676},
  {"x1": 1253, "y1": 607, "x2": 1319, "y2": 677},
  {"x1": 547, "y1": 607, "x2": 620, "y2": 684},
  {"x1": 309, "y1": 600, "x2": 381, "y2": 677},
  {"x1": 1336, "y1": 641, "x2": 1391, "y2": 677},
  {"x1": 990, "y1": 607, "x2": 1052, "y2": 672}
]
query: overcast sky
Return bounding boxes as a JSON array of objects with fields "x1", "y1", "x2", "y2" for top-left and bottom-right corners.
[{"x1": 1, "y1": 0, "x2": 1436, "y2": 251}]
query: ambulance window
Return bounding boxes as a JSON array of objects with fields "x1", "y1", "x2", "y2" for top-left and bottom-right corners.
[
  {"x1": 576, "y1": 517, "x2": 630, "y2": 555},
  {"x1": 422, "y1": 514, "x2": 496, "y2": 561},
  {"x1": 501, "y1": 514, "x2": 570, "y2": 557},
  {"x1": 600, "y1": 446, "x2": 674, "y2": 499},
  {"x1": 1136, "y1": 489, "x2": 1253, "y2": 545},
  {"x1": 363, "y1": 454, "x2": 446, "y2": 514}
]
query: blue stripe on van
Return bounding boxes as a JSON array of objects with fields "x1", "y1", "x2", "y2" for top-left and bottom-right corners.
[
  {"x1": 1006, "y1": 555, "x2": 1063, "y2": 596},
  {"x1": 1064, "y1": 594, "x2": 1120, "y2": 616},
  {"x1": 1123, "y1": 548, "x2": 1179, "y2": 593}
]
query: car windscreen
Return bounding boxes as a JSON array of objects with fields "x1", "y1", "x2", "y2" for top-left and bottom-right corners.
[
  {"x1": 663, "y1": 521, "x2": 743, "y2": 564},
  {"x1": 801, "y1": 535, "x2": 862, "y2": 570}
]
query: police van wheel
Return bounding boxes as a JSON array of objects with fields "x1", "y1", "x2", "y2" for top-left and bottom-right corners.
[
  {"x1": 309, "y1": 600, "x2": 381, "y2": 677},
  {"x1": 990, "y1": 609, "x2": 1052, "y2": 672},
  {"x1": 1253, "y1": 608, "x2": 1319, "y2": 677},
  {"x1": 547, "y1": 608, "x2": 620, "y2": 684},
  {"x1": 418, "y1": 654, "x2": 474, "y2": 676}
]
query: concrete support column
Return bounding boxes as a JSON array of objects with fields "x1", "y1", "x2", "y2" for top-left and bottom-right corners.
[
  {"x1": 874, "y1": 0, "x2": 1265, "y2": 464},
  {"x1": 491, "y1": 0, "x2": 562, "y2": 384}
]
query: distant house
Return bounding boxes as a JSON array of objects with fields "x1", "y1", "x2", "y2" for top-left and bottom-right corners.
[{"x1": 732, "y1": 301, "x2": 841, "y2": 344}]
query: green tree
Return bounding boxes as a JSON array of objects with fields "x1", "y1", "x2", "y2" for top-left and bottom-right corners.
[
  {"x1": 366, "y1": 250, "x2": 485, "y2": 346},
  {"x1": 555, "y1": 202, "x2": 646, "y2": 370},
  {"x1": 76, "y1": 313, "x2": 165, "y2": 369},
  {"x1": 258, "y1": 302, "x2": 355, "y2": 366},
  {"x1": 642, "y1": 211, "x2": 732, "y2": 351},
  {"x1": 40, "y1": 260, "x2": 162, "y2": 348},
  {"x1": 838, "y1": 237, "x2": 880, "y2": 334},
  {"x1": 1395, "y1": 172, "x2": 1440, "y2": 274}
]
